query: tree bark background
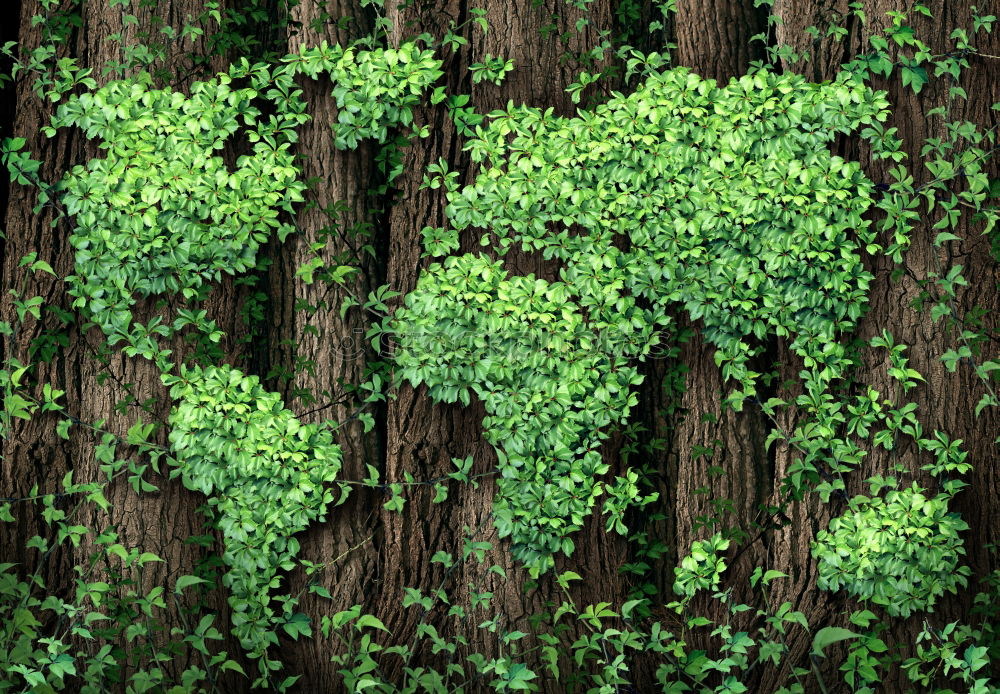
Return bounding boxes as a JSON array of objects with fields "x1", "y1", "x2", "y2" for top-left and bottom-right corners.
[
  {"x1": 255, "y1": 1, "x2": 385, "y2": 686},
  {"x1": 1, "y1": 0, "x2": 998, "y2": 692},
  {"x1": 0, "y1": 0, "x2": 255, "y2": 681}
]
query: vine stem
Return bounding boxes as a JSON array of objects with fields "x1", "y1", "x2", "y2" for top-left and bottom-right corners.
[{"x1": 810, "y1": 656, "x2": 831, "y2": 694}]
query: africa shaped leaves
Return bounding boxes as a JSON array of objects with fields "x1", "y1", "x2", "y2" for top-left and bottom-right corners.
[{"x1": 394, "y1": 254, "x2": 643, "y2": 575}]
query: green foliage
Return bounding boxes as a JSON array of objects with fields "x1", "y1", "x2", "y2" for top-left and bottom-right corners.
[
  {"x1": 287, "y1": 41, "x2": 444, "y2": 149},
  {"x1": 50, "y1": 41, "x2": 441, "y2": 371},
  {"x1": 813, "y1": 485, "x2": 971, "y2": 618},
  {"x1": 672, "y1": 533, "x2": 729, "y2": 599},
  {"x1": 55, "y1": 69, "x2": 305, "y2": 357},
  {"x1": 164, "y1": 364, "x2": 342, "y2": 687},
  {"x1": 397, "y1": 65, "x2": 890, "y2": 571},
  {"x1": 21, "y1": 40, "x2": 442, "y2": 679},
  {"x1": 469, "y1": 54, "x2": 515, "y2": 85},
  {"x1": 2, "y1": 1, "x2": 998, "y2": 692},
  {"x1": 903, "y1": 621, "x2": 998, "y2": 694},
  {"x1": 394, "y1": 254, "x2": 642, "y2": 574}
]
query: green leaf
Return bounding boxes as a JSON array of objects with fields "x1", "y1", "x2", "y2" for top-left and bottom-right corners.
[
  {"x1": 812, "y1": 627, "x2": 861, "y2": 657},
  {"x1": 174, "y1": 575, "x2": 209, "y2": 593},
  {"x1": 282, "y1": 612, "x2": 312, "y2": 640},
  {"x1": 355, "y1": 614, "x2": 390, "y2": 633}
]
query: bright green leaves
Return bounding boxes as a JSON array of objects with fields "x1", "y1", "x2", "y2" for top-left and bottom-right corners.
[
  {"x1": 56, "y1": 69, "x2": 305, "y2": 355},
  {"x1": 398, "y1": 65, "x2": 891, "y2": 574},
  {"x1": 812, "y1": 485, "x2": 971, "y2": 618},
  {"x1": 393, "y1": 254, "x2": 640, "y2": 575},
  {"x1": 55, "y1": 42, "x2": 443, "y2": 374},
  {"x1": 42, "y1": 41, "x2": 443, "y2": 676},
  {"x1": 287, "y1": 41, "x2": 443, "y2": 150},
  {"x1": 903, "y1": 621, "x2": 998, "y2": 692},
  {"x1": 672, "y1": 533, "x2": 729, "y2": 600},
  {"x1": 448, "y1": 66, "x2": 888, "y2": 407},
  {"x1": 164, "y1": 364, "x2": 342, "y2": 686}
]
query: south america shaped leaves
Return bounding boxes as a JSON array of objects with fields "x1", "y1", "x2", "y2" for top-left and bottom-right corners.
[{"x1": 164, "y1": 364, "x2": 342, "y2": 671}]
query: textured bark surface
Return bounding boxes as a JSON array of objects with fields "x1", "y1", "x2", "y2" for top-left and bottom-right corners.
[
  {"x1": 659, "y1": 0, "x2": 775, "y2": 670},
  {"x1": 0, "y1": 0, "x2": 251, "y2": 682},
  {"x1": 260, "y1": 2, "x2": 385, "y2": 687},
  {"x1": 762, "y1": 2, "x2": 1000, "y2": 690},
  {"x1": 2, "y1": 1, "x2": 998, "y2": 692},
  {"x1": 375, "y1": 0, "x2": 637, "y2": 679}
]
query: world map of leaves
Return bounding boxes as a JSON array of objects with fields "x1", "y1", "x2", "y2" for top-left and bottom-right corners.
[
  {"x1": 394, "y1": 67, "x2": 892, "y2": 574},
  {"x1": 50, "y1": 34, "x2": 967, "y2": 671}
]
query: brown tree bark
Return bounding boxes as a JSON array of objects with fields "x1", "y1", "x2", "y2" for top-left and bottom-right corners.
[
  {"x1": 262, "y1": 1, "x2": 385, "y2": 687},
  {"x1": 0, "y1": 0, "x2": 253, "y2": 683},
  {"x1": 761, "y1": 2, "x2": 1000, "y2": 691},
  {"x1": 3, "y1": 1, "x2": 998, "y2": 692},
  {"x1": 649, "y1": 0, "x2": 774, "y2": 669},
  {"x1": 375, "y1": 0, "x2": 637, "y2": 682}
]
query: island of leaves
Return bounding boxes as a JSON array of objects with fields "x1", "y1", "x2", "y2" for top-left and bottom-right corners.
[{"x1": 812, "y1": 484, "x2": 971, "y2": 618}]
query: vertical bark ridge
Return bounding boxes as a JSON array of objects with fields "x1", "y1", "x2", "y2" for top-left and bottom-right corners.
[
  {"x1": 378, "y1": 1, "x2": 637, "y2": 686},
  {"x1": 659, "y1": 1, "x2": 772, "y2": 677},
  {"x1": 260, "y1": 2, "x2": 386, "y2": 688}
]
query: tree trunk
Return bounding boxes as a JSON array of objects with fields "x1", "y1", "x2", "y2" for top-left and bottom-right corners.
[
  {"x1": 261, "y1": 1, "x2": 385, "y2": 687},
  {"x1": 648, "y1": 0, "x2": 774, "y2": 668},
  {"x1": 762, "y1": 1, "x2": 1000, "y2": 690},
  {"x1": 0, "y1": 0, "x2": 253, "y2": 683},
  {"x1": 375, "y1": 0, "x2": 636, "y2": 681},
  {"x1": 3, "y1": 1, "x2": 998, "y2": 692}
]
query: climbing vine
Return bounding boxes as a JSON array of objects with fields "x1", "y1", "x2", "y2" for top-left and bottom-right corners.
[
  {"x1": 165, "y1": 364, "x2": 344, "y2": 685},
  {"x1": 1, "y1": 0, "x2": 999, "y2": 692}
]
